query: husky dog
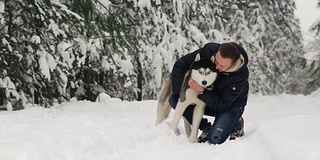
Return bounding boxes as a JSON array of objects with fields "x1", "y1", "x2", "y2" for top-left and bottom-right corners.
[{"x1": 156, "y1": 53, "x2": 218, "y2": 143}]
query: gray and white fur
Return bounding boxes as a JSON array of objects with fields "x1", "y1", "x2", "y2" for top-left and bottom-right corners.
[{"x1": 155, "y1": 53, "x2": 218, "y2": 143}]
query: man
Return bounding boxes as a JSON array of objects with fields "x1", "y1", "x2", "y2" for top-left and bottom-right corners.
[{"x1": 169, "y1": 42, "x2": 249, "y2": 144}]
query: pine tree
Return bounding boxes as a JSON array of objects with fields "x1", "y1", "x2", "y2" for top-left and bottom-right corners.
[
  {"x1": 0, "y1": 0, "x2": 314, "y2": 107},
  {"x1": 305, "y1": 0, "x2": 320, "y2": 93},
  {"x1": 244, "y1": 0, "x2": 305, "y2": 94},
  {"x1": 0, "y1": 0, "x2": 92, "y2": 106}
]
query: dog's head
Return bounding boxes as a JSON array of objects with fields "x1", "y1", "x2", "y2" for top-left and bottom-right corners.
[{"x1": 191, "y1": 53, "x2": 218, "y2": 88}]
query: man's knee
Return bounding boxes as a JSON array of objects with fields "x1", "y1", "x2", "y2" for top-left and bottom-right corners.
[{"x1": 207, "y1": 128, "x2": 228, "y2": 145}]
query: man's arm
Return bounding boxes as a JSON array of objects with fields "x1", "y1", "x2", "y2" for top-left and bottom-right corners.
[
  {"x1": 171, "y1": 48, "x2": 201, "y2": 95},
  {"x1": 198, "y1": 79, "x2": 248, "y2": 113}
]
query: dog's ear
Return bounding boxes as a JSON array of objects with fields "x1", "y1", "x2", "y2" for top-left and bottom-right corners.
[
  {"x1": 195, "y1": 53, "x2": 201, "y2": 62},
  {"x1": 211, "y1": 55, "x2": 215, "y2": 63}
]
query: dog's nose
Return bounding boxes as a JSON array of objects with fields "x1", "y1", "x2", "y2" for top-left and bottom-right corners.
[{"x1": 202, "y1": 81, "x2": 207, "y2": 86}]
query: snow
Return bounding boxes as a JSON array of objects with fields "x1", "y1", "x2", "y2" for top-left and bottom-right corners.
[
  {"x1": 119, "y1": 60, "x2": 134, "y2": 76},
  {"x1": 137, "y1": 0, "x2": 151, "y2": 9},
  {"x1": 2, "y1": 38, "x2": 12, "y2": 52},
  {"x1": 0, "y1": 1, "x2": 4, "y2": 13},
  {"x1": 295, "y1": 0, "x2": 320, "y2": 43},
  {"x1": 295, "y1": 0, "x2": 320, "y2": 32},
  {"x1": 1, "y1": 94, "x2": 320, "y2": 160},
  {"x1": 31, "y1": 35, "x2": 41, "y2": 44},
  {"x1": 39, "y1": 51, "x2": 58, "y2": 81},
  {"x1": 0, "y1": 1, "x2": 319, "y2": 159},
  {"x1": 48, "y1": 19, "x2": 67, "y2": 38},
  {"x1": 50, "y1": 0, "x2": 83, "y2": 20}
]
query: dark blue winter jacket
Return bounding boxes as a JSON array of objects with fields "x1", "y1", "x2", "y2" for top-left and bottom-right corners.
[{"x1": 171, "y1": 42, "x2": 249, "y2": 113}]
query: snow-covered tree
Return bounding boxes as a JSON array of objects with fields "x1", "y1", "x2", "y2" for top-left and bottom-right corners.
[
  {"x1": 0, "y1": 0, "x2": 99, "y2": 106},
  {"x1": 0, "y1": 0, "x2": 313, "y2": 107},
  {"x1": 245, "y1": 0, "x2": 305, "y2": 94},
  {"x1": 305, "y1": 0, "x2": 320, "y2": 92}
]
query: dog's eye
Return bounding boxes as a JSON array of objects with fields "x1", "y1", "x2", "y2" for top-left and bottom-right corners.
[
  {"x1": 206, "y1": 70, "x2": 211, "y2": 74},
  {"x1": 198, "y1": 70, "x2": 203, "y2": 74}
]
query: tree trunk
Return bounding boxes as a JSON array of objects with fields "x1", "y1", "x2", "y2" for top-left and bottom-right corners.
[{"x1": 136, "y1": 57, "x2": 143, "y2": 101}]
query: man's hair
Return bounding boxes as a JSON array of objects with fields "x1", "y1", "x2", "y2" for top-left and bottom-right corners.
[{"x1": 218, "y1": 43, "x2": 241, "y2": 63}]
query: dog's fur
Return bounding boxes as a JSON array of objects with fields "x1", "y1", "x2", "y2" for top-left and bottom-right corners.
[{"x1": 156, "y1": 53, "x2": 218, "y2": 143}]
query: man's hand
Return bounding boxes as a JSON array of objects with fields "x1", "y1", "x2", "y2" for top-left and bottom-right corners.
[{"x1": 188, "y1": 78, "x2": 204, "y2": 92}]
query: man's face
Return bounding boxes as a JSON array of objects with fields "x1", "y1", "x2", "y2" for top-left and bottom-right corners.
[{"x1": 215, "y1": 51, "x2": 233, "y2": 72}]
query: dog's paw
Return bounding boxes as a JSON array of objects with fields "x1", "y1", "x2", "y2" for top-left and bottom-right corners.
[
  {"x1": 188, "y1": 135, "x2": 198, "y2": 143},
  {"x1": 169, "y1": 128, "x2": 181, "y2": 136}
]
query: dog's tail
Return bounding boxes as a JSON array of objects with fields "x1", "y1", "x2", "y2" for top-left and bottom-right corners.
[
  {"x1": 158, "y1": 73, "x2": 172, "y2": 103},
  {"x1": 155, "y1": 73, "x2": 172, "y2": 125}
]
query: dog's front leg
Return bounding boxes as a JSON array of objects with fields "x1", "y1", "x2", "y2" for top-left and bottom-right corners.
[
  {"x1": 189, "y1": 102, "x2": 206, "y2": 143},
  {"x1": 169, "y1": 100, "x2": 189, "y2": 136},
  {"x1": 183, "y1": 118, "x2": 191, "y2": 137}
]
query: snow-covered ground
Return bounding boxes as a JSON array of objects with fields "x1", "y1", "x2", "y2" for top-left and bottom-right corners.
[{"x1": 0, "y1": 93, "x2": 320, "y2": 160}]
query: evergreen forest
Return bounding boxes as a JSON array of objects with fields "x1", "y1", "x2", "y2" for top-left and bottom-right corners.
[{"x1": 1, "y1": 0, "x2": 320, "y2": 108}]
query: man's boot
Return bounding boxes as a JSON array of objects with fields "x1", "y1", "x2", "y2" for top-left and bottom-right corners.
[
  {"x1": 229, "y1": 117, "x2": 245, "y2": 140},
  {"x1": 198, "y1": 126, "x2": 210, "y2": 143}
]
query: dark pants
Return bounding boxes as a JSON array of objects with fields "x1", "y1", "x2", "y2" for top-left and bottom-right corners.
[{"x1": 169, "y1": 94, "x2": 243, "y2": 144}]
